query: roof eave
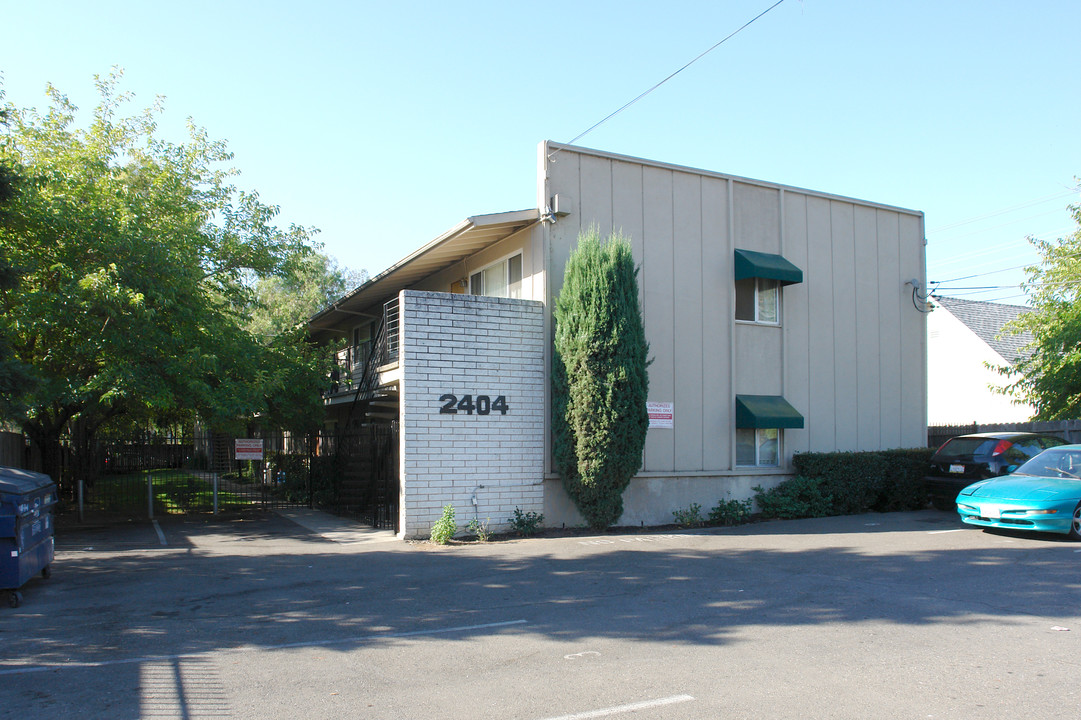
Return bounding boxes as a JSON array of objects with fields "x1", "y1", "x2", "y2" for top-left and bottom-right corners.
[{"x1": 308, "y1": 208, "x2": 540, "y2": 341}]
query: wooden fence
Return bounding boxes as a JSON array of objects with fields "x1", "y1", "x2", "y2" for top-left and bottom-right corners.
[{"x1": 928, "y1": 419, "x2": 1081, "y2": 449}]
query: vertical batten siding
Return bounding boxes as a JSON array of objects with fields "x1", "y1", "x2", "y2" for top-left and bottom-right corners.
[
  {"x1": 702, "y1": 176, "x2": 731, "y2": 470},
  {"x1": 540, "y1": 143, "x2": 926, "y2": 525},
  {"x1": 547, "y1": 150, "x2": 581, "y2": 295},
  {"x1": 805, "y1": 196, "x2": 838, "y2": 450},
  {"x1": 641, "y1": 166, "x2": 676, "y2": 471},
  {"x1": 830, "y1": 201, "x2": 859, "y2": 449},
  {"x1": 732, "y1": 180, "x2": 784, "y2": 398},
  {"x1": 673, "y1": 172, "x2": 705, "y2": 471},
  {"x1": 580, "y1": 154, "x2": 614, "y2": 239},
  {"x1": 734, "y1": 182, "x2": 782, "y2": 250},
  {"x1": 899, "y1": 213, "x2": 928, "y2": 446},
  {"x1": 783, "y1": 192, "x2": 811, "y2": 456},
  {"x1": 876, "y1": 210, "x2": 903, "y2": 447},
  {"x1": 854, "y1": 205, "x2": 882, "y2": 451}
]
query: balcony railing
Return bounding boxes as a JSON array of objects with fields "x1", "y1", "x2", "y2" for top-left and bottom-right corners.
[{"x1": 326, "y1": 297, "x2": 399, "y2": 400}]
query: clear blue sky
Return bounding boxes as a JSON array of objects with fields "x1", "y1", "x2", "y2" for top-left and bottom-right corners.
[{"x1": 3, "y1": 0, "x2": 1078, "y2": 304}]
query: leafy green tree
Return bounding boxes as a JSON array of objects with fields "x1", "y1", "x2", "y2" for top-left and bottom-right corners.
[
  {"x1": 999, "y1": 199, "x2": 1081, "y2": 419},
  {"x1": 0, "y1": 71, "x2": 331, "y2": 482},
  {"x1": 246, "y1": 252, "x2": 367, "y2": 341},
  {"x1": 242, "y1": 253, "x2": 366, "y2": 434},
  {"x1": 0, "y1": 161, "x2": 33, "y2": 423},
  {"x1": 552, "y1": 227, "x2": 649, "y2": 529}
]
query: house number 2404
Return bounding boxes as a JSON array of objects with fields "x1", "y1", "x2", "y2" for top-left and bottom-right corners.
[{"x1": 438, "y1": 394, "x2": 509, "y2": 416}]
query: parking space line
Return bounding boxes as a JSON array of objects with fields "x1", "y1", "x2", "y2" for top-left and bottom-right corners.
[
  {"x1": 539, "y1": 695, "x2": 694, "y2": 720},
  {"x1": 927, "y1": 529, "x2": 964, "y2": 534},
  {"x1": 152, "y1": 520, "x2": 167, "y2": 546}
]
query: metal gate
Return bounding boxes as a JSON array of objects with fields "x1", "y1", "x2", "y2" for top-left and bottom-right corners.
[
  {"x1": 75, "y1": 431, "x2": 310, "y2": 520},
  {"x1": 71, "y1": 427, "x2": 399, "y2": 532},
  {"x1": 312, "y1": 424, "x2": 399, "y2": 532}
]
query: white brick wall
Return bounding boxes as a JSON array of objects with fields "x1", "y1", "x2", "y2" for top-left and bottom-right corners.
[{"x1": 400, "y1": 290, "x2": 545, "y2": 539}]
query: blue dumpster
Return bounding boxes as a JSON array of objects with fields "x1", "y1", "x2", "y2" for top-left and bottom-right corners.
[{"x1": 0, "y1": 467, "x2": 57, "y2": 608}]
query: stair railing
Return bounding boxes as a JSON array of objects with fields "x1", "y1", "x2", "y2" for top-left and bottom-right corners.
[{"x1": 342, "y1": 296, "x2": 399, "y2": 429}]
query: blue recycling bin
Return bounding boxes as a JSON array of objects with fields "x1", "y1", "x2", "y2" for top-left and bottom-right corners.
[{"x1": 0, "y1": 467, "x2": 57, "y2": 608}]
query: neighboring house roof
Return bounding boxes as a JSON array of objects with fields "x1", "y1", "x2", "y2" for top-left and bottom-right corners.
[{"x1": 931, "y1": 295, "x2": 1033, "y2": 363}]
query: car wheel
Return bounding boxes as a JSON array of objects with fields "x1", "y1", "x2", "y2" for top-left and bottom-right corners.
[{"x1": 1070, "y1": 502, "x2": 1081, "y2": 541}]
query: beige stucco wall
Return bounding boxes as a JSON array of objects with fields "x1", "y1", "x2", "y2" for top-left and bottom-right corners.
[{"x1": 538, "y1": 143, "x2": 927, "y2": 527}]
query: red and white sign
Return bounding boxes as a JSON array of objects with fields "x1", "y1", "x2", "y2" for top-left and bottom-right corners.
[
  {"x1": 647, "y1": 402, "x2": 674, "y2": 429},
  {"x1": 235, "y1": 439, "x2": 264, "y2": 461}
]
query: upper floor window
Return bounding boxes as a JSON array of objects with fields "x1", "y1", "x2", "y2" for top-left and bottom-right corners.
[
  {"x1": 735, "y1": 278, "x2": 780, "y2": 324},
  {"x1": 733, "y1": 249, "x2": 802, "y2": 325},
  {"x1": 471, "y1": 253, "x2": 523, "y2": 299}
]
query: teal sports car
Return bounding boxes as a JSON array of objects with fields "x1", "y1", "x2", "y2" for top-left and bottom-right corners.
[{"x1": 956, "y1": 445, "x2": 1081, "y2": 540}]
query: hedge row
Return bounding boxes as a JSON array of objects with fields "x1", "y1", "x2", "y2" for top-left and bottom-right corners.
[{"x1": 754, "y1": 448, "x2": 933, "y2": 519}]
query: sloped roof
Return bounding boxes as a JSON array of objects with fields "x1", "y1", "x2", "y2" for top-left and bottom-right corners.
[
  {"x1": 308, "y1": 208, "x2": 540, "y2": 342},
  {"x1": 932, "y1": 295, "x2": 1033, "y2": 363}
]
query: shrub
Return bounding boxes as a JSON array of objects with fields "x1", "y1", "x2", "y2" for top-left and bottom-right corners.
[
  {"x1": 508, "y1": 508, "x2": 544, "y2": 537},
  {"x1": 709, "y1": 497, "x2": 754, "y2": 526},
  {"x1": 430, "y1": 505, "x2": 457, "y2": 544},
  {"x1": 761, "y1": 448, "x2": 935, "y2": 519},
  {"x1": 467, "y1": 517, "x2": 491, "y2": 542},
  {"x1": 266, "y1": 451, "x2": 311, "y2": 504},
  {"x1": 793, "y1": 451, "x2": 883, "y2": 515},
  {"x1": 874, "y1": 448, "x2": 934, "y2": 511},
  {"x1": 753, "y1": 478, "x2": 834, "y2": 519},
  {"x1": 672, "y1": 502, "x2": 703, "y2": 527},
  {"x1": 793, "y1": 448, "x2": 934, "y2": 514}
]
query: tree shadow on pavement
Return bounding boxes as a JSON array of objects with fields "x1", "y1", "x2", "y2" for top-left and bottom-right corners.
[{"x1": 3, "y1": 511, "x2": 1079, "y2": 718}]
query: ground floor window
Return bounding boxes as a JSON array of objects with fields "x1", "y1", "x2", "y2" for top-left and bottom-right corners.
[{"x1": 736, "y1": 427, "x2": 780, "y2": 467}]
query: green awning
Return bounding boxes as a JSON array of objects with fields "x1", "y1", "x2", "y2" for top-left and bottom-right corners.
[
  {"x1": 735, "y1": 395, "x2": 804, "y2": 429},
  {"x1": 734, "y1": 249, "x2": 803, "y2": 285}
]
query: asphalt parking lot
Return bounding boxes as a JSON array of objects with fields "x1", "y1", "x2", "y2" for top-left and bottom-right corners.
[{"x1": 2, "y1": 509, "x2": 1079, "y2": 719}]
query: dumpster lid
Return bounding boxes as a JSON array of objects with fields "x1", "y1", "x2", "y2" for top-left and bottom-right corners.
[{"x1": 0, "y1": 466, "x2": 56, "y2": 495}]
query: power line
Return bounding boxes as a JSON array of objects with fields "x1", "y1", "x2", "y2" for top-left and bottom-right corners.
[
  {"x1": 927, "y1": 186, "x2": 1079, "y2": 234},
  {"x1": 931, "y1": 262, "x2": 1033, "y2": 285},
  {"x1": 928, "y1": 226, "x2": 1075, "y2": 276},
  {"x1": 556, "y1": 0, "x2": 789, "y2": 153},
  {"x1": 929, "y1": 210, "x2": 1072, "y2": 246}
]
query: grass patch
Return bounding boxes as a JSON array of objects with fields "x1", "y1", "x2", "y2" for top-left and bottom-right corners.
[{"x1": 89, "y1": 469, "x2": 253, "y2": 514}]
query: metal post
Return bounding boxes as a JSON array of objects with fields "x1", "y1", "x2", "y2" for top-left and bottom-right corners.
[
  {"x1": 213, "y1": 474, "x2": 219, "y2": 515},
  {"x1": 308, "y1": 433, "x2": 315, "y2": 510},
  {"x1": 147, "y1": 470, "x2": 154, "y2": 519},
  {"x1": 78, "y1": 477, "x2": 84, "y2": 523}
]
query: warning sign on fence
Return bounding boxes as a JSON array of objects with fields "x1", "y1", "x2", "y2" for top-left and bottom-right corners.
[{"x1": 235, "y1": 439, "x2": 264, "y2": 461}]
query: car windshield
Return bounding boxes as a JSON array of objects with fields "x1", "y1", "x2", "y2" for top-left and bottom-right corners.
[
  {"x1": 1014, "y1": 449, "x2": 1081, "y2": 479},
  {"x1": 934, "y1": 437, "x2": 998, "y2": 460}
]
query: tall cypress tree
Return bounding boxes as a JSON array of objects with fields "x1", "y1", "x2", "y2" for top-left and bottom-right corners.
[{"x1": 552, "y1": 227, "x2": 649, "y2": 529}]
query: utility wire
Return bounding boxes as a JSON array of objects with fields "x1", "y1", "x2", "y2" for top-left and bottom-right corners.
[
  {"x1": 932, "y1": 262, "x2": 1033, "y2": 285},
  {"x1": 555, "y1": 0, "x2": 788, "y2": 154},
  {"x1": 928, "y1": 186, "x2": 1080, "y2": 234}
]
